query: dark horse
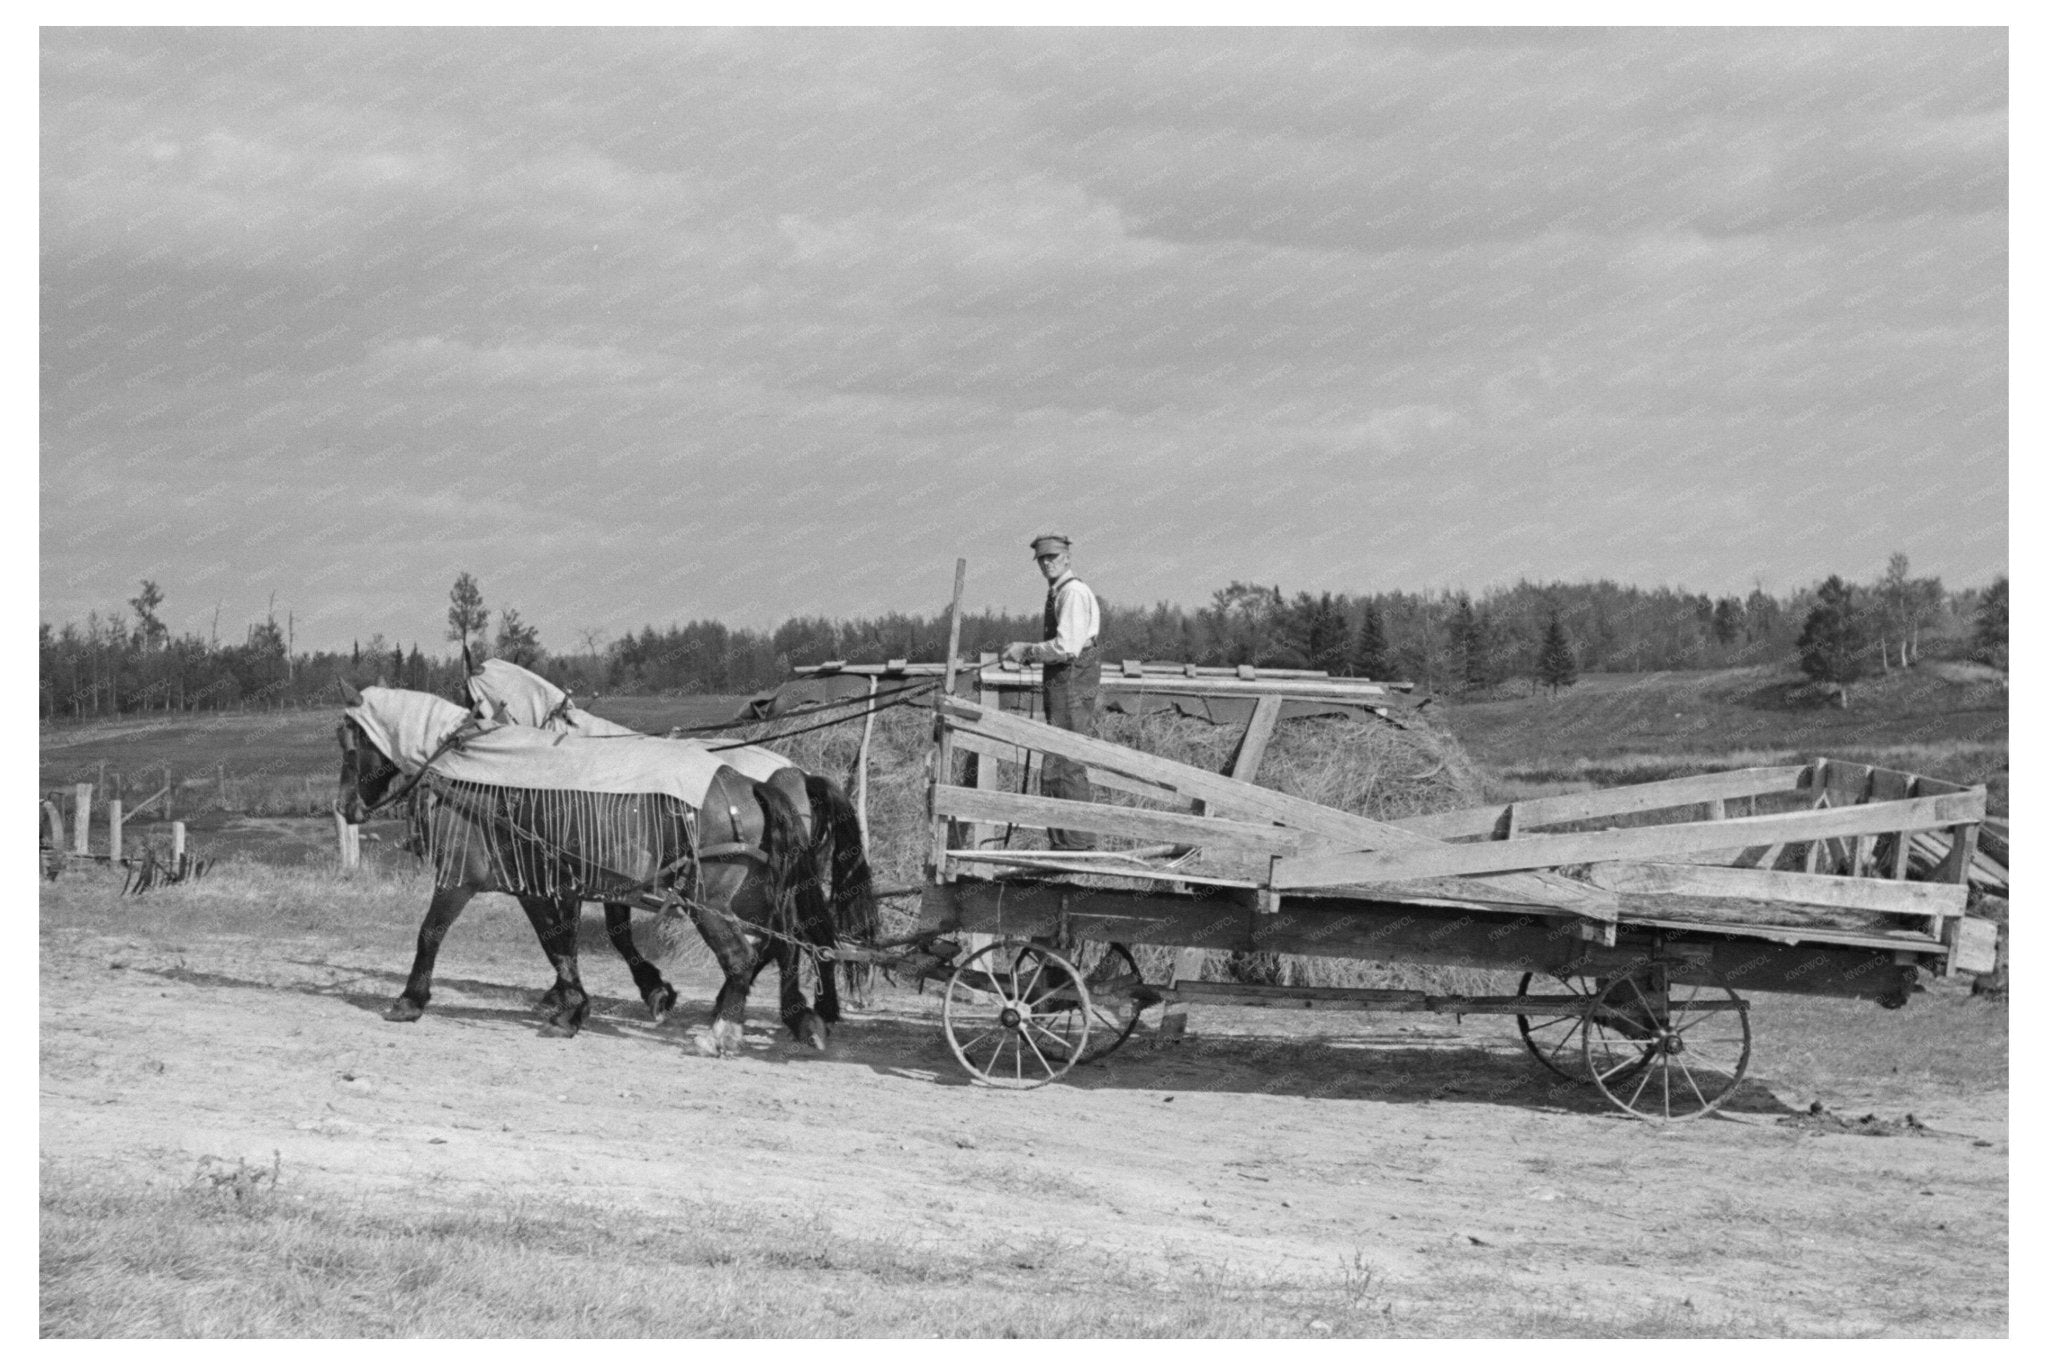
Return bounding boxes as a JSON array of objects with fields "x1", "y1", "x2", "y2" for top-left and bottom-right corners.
[
  {"x1": 337, "y1": 682, "x2": 833, "y2": 1054},
  {"x1": 461, "y1": 658, "x2": 879, "y2": 1029}
]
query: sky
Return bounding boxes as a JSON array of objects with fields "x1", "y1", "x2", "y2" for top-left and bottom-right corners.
[{"x1": 38, "y1": 26, "x2": 2009, "y2": 656}]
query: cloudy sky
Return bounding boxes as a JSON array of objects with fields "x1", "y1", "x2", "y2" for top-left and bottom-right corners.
[{"x1": 40, "y1": 27, "x2": 2007, "y2": 654}]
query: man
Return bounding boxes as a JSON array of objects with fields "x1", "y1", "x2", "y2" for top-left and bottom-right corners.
[{"x1": 1002, "y1": 534, "x2": 1102, "y2": 850}]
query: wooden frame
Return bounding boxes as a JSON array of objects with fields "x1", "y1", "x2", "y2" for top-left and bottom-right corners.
[{"x1": 923, "y1": 693, "x2": 1998, "y2": 978}]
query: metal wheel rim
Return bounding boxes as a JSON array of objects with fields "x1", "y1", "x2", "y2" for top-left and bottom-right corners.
[
  {"x1": 1582, "y1": 972, "x2": 1752, "y2": 1122},
  {"x1": 1515, "y1": 970, "x2": 1647, "y2": 1084},
  {"x1": 1066, "y1": 941, "x2": 1146, "y2": 1064},
  {"x1": 941, "y1": 941, "x2": 1092, "y2": 1089}
]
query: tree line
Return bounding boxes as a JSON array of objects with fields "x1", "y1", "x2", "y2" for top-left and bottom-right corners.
[{"x1": 39, "y1": 557, "x2": 2008, "y2": 721}]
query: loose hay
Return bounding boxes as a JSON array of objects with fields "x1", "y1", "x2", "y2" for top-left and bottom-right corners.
[{"x1": 753, "y1": 700, "x2": 1503, "y2": 994}]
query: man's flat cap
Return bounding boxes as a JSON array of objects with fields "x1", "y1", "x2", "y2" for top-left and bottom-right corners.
[{"x1": 1029, "y1": 534, "x2": 1071, "y2": 556}]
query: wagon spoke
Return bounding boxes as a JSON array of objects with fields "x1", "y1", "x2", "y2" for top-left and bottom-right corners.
[
  {"x1": 1673, "y1": 1052, "x2": 1712, "y2": 1112},
  {"x1": 1019, "y1": 1027, "x2": 1057, "y2": 1079}
]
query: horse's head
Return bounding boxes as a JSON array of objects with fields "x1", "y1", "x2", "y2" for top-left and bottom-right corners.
[{"x1": 336, "y1": 714, "x2": 402, "y2": 825}]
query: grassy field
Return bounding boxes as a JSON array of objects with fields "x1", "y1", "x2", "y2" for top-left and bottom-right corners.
[{"x1": 1435, "y1": 662, "x2": 2007, "y2": 814}]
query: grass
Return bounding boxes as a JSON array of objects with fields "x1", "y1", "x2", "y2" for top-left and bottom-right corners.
[
  {"x1": 1440, "y1": 663, "x2": 2007, "y2": 813},
  {"x1": 40, "y1": 1159, "x2": 1878, "y2": 1338},
  {"x1": 39, "y1": 1162, "x2": 1402, "y2": 1337}
]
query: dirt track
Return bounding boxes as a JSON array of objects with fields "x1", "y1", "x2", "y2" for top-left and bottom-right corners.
[{"x1": 41, "y1": 910, "x2": 2008, "y2": 1335}]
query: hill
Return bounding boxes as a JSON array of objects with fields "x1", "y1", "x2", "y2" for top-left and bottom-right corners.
[{"x1": 1436, "y1": 662, "x2": 2007, "y2": 814}]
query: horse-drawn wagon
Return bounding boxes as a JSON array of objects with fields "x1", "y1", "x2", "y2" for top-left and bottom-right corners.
[{"x1": 870, "y1": 662, "x2": 2002, "y2": 1122}]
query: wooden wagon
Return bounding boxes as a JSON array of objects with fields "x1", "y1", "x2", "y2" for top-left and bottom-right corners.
[{"x1": 886, "y1": 674, "x2": 2001, "y2": 1122}]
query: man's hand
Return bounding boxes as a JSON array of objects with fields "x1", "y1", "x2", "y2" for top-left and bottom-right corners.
[{"x1": 1000, "y1": 642, "x2": 1030, "y2": 664}]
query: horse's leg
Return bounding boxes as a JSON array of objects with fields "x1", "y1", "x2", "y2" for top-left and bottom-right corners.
[
  {"x1": 605, "y1": 900, "x2": 677, "y2": 1023},
  {"x1": 518, "y1": 894, "x2": 589, "y2": 1036},
  {"x1": 807, "y1": 824, "x2": 842, "y2": 1029},
  {"x1": 763, "y1": 932, "x2": 827, "y2": 1051},
  {"x1": 387, "y1": 885, "x2": 476, "y2": 1022},
  {"x1": 686, "y1": 897, "x2": 757, "y2": 1057}
]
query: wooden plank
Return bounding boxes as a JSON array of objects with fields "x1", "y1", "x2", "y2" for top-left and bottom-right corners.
[
  {"x1": 1393, "y1": 767, "x2": 1810, "y2": 841},
  {"x1": 1273, "y1": 791, "x2": 1986, "y2": 889},
  {"x1": 1582, "y1": 860, "x2": 1968, "y2": 919},
  {"x1": 1940, "y1": 821, "x2": 1980, "y2": 885},
  {"x1": 928, "y1": 558, "x2": 967, "y2": 879},
  {"x1": 940, "y1": 696, "x2": 1619, "y2": 920},
  {"x1": 1870, "y1": 769, "x2": 1916, "y2": 879},
  {"x1": 855, "y1": 675, "x2": 877, "y2": 849},
  {"x1": 1228, "y1": 693, "x2": 1284, "y2": 783},
  {"x1": 964, "y1": 671, "x2": 998, "y2": 851},
  {"x1": 977, "y1": 669, "x2": 1395, "y2": 700},
  {"x1": 73, "y1": 783, "x2": 93, "y2": 856},
  {"x1": 944, "y1": 851, "x2": 1264, "y2": 889},
  {"x1": 934, "y1": 785, "x2": 1305, "y2": 857},
  {"x1": 949, "y1": 730, "x2": 1198, "y2": 810},
  {"x1": 919, "y1": 877, "x2": 1931, "y2": 1000}
]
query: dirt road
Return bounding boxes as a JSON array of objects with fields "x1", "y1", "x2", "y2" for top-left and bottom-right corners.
[{"x1": 41, "y1": 910, "x2": 2007, "y2": 1335}]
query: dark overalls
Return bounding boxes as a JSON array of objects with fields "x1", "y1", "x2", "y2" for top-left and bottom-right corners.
[{"x1": 1041, "y1": 579, "x2": 1101, "y2": 851}]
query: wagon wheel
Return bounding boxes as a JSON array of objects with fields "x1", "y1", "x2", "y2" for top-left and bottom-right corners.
[
  {"x1": 942, "y1": 941, "x2": 1092, "y2": 1089},
  {"x1": 1514, "y1": 970, "x2": 1649, "y2": 1084},
  {"x1": 1061, "y1": 941, "x2": 1149, "y2": 1064},
  {"x1": 1582, "y1": 973, "x2": 1752, "y2": 1122}
]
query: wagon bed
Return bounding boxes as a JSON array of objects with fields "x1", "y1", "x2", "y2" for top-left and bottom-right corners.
[{"x1": 902, "y1": 689, "x2": 2002, "y2": 1119}]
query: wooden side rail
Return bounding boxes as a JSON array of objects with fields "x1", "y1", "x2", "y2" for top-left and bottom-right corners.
[
  {"x1": 1273, "y1": 790, "x2": 1986, "y2": 890},
  {"x1": 1395, "y1": 766, "x2": 1810, "y2": 842}
]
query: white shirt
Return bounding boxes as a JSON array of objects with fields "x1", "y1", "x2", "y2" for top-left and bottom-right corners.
[{"x1": 1040, "y1": 573, "x2": 1100, "y2": 663}]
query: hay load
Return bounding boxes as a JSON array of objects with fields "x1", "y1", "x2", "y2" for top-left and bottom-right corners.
[{"x1": 760, "y1": 699, "x2": 1494, "y2": 991}]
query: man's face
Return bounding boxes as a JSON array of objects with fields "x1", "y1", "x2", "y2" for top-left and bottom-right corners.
[{"x1": 1035, "y1": 551, "x2": 1067, "y2": 582}]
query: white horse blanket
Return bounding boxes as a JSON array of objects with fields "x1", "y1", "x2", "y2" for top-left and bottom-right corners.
[
  {"x1": 463, "y1": 659, "x2": 796, "y2": 787},
  {"x1": 346, "y1": 686, "x2": 729, "y2": 809}
]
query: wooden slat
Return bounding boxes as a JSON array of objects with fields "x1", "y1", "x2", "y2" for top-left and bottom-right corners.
[
  {"x1": 941, "y1": 697, "x2": 1620, "y2": 921},
  {"x1": 949, "y1": 730, "x2": 1199, "y2": 810},
  {"x1": 944, "y1": 851, "x2": 1262, "y2": 889},
  {"x1": 1272, "y1": 790, "x2": 1985, "y2": 889},
  {"x1": 1228, "y1": 692, "x2": 1284, "y2": 783},
  {"x1": 1582, "y1": 860, "x2": 1968, "y2": 919},
  {"x1": 1393, "y1": 766, "x2": 1810, "y2": 841},
  {"x1": 934, "y1": 785, "x2": 1304, "y2": 857}
]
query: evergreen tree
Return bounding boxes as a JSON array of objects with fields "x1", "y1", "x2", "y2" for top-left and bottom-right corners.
[
  {"x1": 1973, "y1": 575, "x2": 2008, "y2": 670},
  {"x1": 1351, "y1": 600, "x2": 1390, "y2": 679},
  {"x1": 1537, "y1": 613, "x2": 1578, "y2": 696},
  {"x1": 1796, "y1": 575, "x2": 1869, "y2": 705},
  {"x1": 494, "y1": 606, "x2": 543, "y2": 667},
  {"x1": 1299, "y1": 591, "x2": 1348, "y2": 673},
  {"x1": 446, "y1": 571, "x2": 488, "y2": 657},
  {"x1": 128, "y1": 580, "x2": 167, "y2": 652},
  {"x1": 1710, "y1": 596, "x2": 1743, "y2": 647},
  {"x1": 1451, "y1": 593, "x2": 1492, "y2": 691}
]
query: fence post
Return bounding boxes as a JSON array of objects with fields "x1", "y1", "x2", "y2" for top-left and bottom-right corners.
[
  {"x1": 333, "y1": 810, "x2": 359, "y2": 869},
  {"x1": 108, "y1": 799, "x2": 123, "y2": 864},
  {"x1": 44, "y1": 800, "x2": 64, "y2": 853},
  {"x1": 171, "y1": 821, "x2": 186, "y2": 874},
  {"x1": 73, "y1": 783, "x2": 93, "y2": 856}
]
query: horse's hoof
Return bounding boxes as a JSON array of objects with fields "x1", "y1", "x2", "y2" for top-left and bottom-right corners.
[
  {"x1": 647, "y1": 985, "x2": 678, "y2": 1025},
  {"x1": 384, "y1": 998, "x2": 424, "y2": 1023},
  {"x1": 797, "y1": 1015, "x2": 829, "y2": 1052},
  {"x1": 711, "y1": 1020, "x2": 744, "y2": 1057}
]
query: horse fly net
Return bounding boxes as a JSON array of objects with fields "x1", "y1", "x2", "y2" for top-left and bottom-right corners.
[{"x1": 407, "y1": 775, "x2": 703, "y2": 905}]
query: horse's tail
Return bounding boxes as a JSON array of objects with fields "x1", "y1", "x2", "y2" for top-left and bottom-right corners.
[
  {"x1": 806, "y1": 772, "x2": 878, "y2": 965},
  {"x1": 752, "y1": 778, "x2": 826, "y2": 950}
]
